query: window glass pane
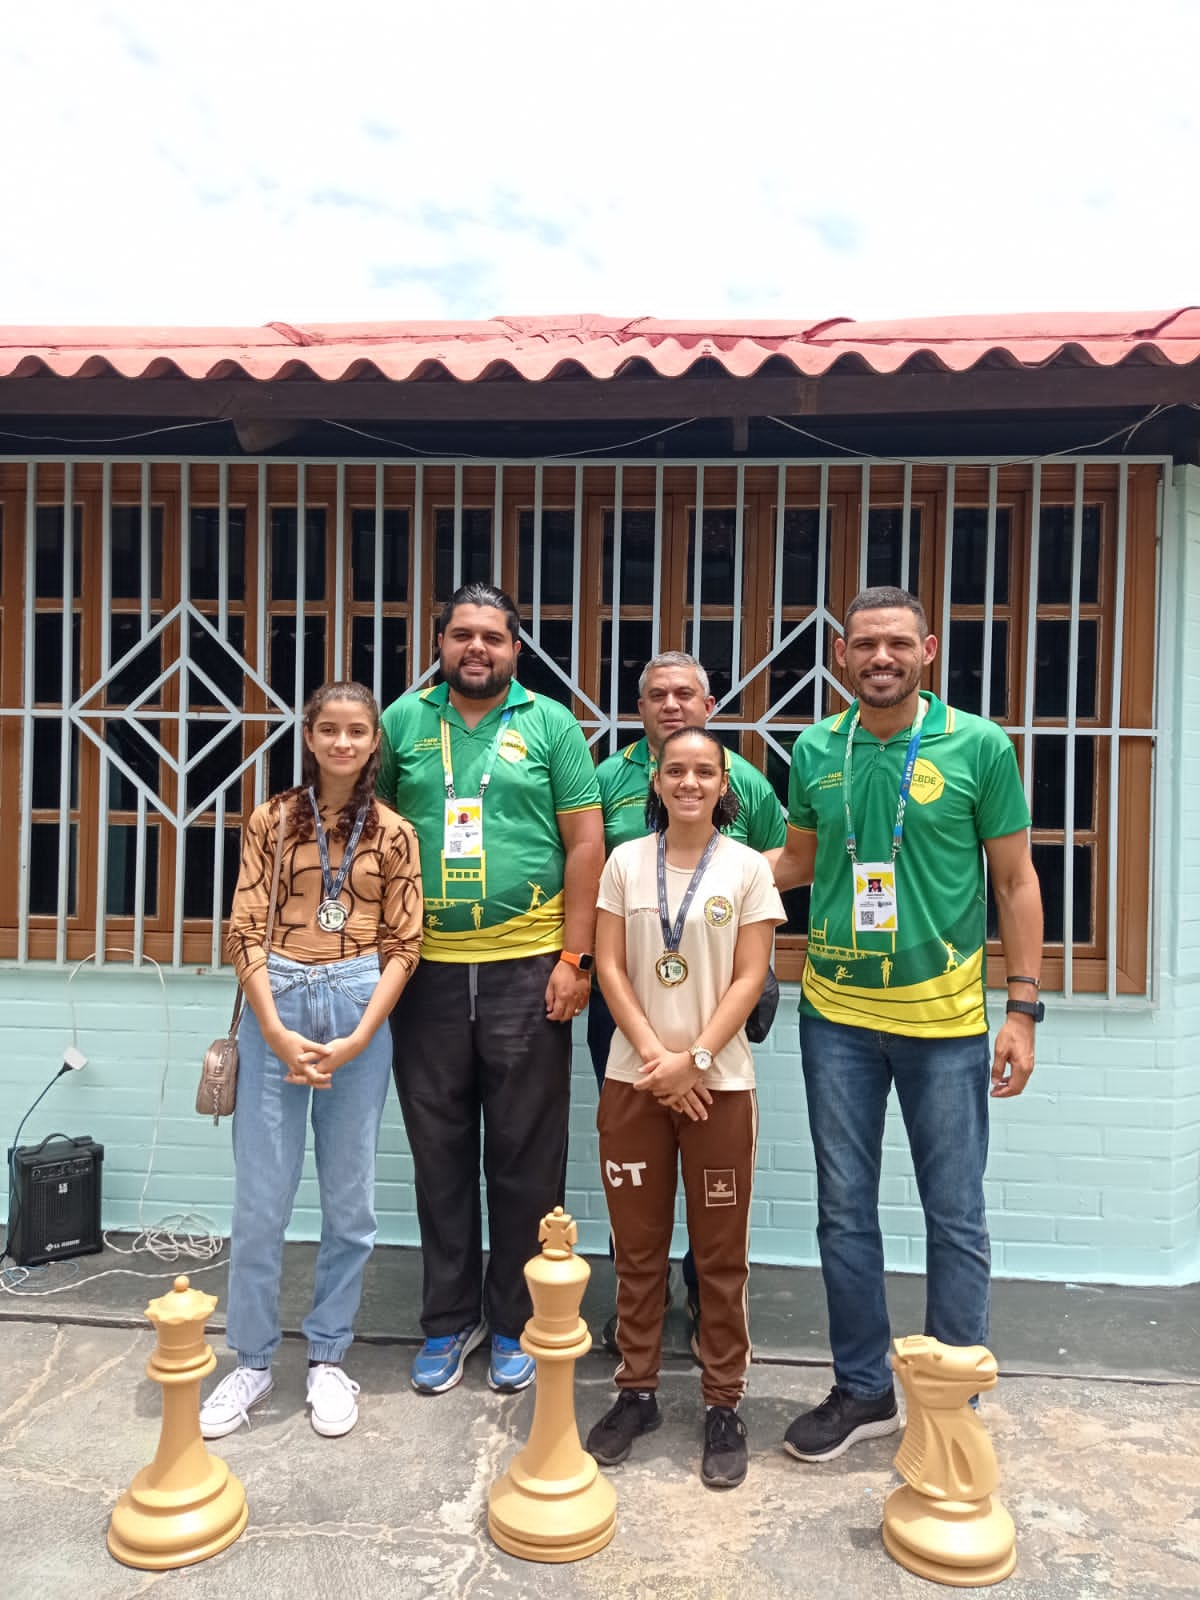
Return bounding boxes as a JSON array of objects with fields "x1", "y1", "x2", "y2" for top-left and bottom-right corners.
[
  {"x1": 270, "y1": 508, "x2": 326, "y2": 601},
  {"x1": 1035, "y1": 619, "x2": 1097, "y2": 718},
  {"x1": 110, "y1": 506, "x2": 164, "y2": 600},
  {"x1": 1031, "y1": 734, "x2": 1095, "y2": 831},
  {"x1": 434, "y1": 508, "x2": 492, "y2": 602},
  {"x1": 946, "y1": 619, "x2": 1008, "y2": 718},
  {"x1": 182, "y1": 826, "x2": 241, "y2": 920},
  {"x1": 780, "y1": 507, "x2": 825, "y2": 607},
  {"x1": 186, "y1": 719, "x2": 244, "y2": 814},
  {"x1": 768, "y1": 626, "x2": 818, "y2": 714},
  {"x1": 29, "y1": 822, "x2": 77, "y2": 915},
  {"x1": 1029, "y1": 841, "x2": 1093, "y2": 943},
  {"x1": 35, "y1": 506, "x2": 83, "y2": 599},
  {"x1": 686, "y1": 509, "x2": 737, "y2": 603},
  {"x1": 106, "y1": 825, "x2": 159, "y2": 916},
  {"x1": 695, "y1": 619, "x2": 740, "y2": 714},
  {"x1": 32, "y1": 721, "x2": 80, "y2": 809},
  {"x1": 602, "y1": 509, "x2": 656, "y2": 606},
  {"x1": 188, "y1": 614, "x2": 246, "y2": 708},
  {"x1": 518, "y1": 509, "x2": 576, "y2": 606},
  {"x1": 107, "y1": 617, "x2": 163, "y2": 706},
  {"x1": 1038, "y1": 506, "x2": 1101, "y2": 605},
  {"x1": 351, "y1": 615, "x2": 409, "y2": 708},
  {"x1": 190, "y1": 507, "x2": 246, "y2": 602},
  {"x1": 269, "y1": 615, "x2": 327, "y2": 706},
  {"x1": 951, "y1": 507, "x2": 1010, "y2": 605},
  {"x1": 105, "y1": 719, "x2": 161, "y2": 810},
  {"x1": 866, "y1": 507, "x2": 923, "y2": 593},
  {"x1": 600, "y1": 618, "x2": 654, "y2": 722},
  {"x1": 351, "y1": 508, "x2": 409, "y2": 603},
  {"x1": 516, "y1": 619, "x2": 575, "y2": 707},
  {"x1": 34, "y1": 613, "x2": 81, "y2": 703}
]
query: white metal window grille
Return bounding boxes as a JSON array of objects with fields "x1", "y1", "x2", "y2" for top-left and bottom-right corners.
[{"x1": 0, "y1": 454, "x2": 1162, "y2": 994}]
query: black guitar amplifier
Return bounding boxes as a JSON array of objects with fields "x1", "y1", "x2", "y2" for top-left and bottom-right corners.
[{"x1": 6, "y1": 1135, "x2": 104, "y2": 1267}]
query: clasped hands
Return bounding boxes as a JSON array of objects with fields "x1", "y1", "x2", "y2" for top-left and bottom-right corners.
[
  {"x1": 272, "y1": 1026, "x2": 360, "y2": 1089},
  {"x1": 633, "y1": 1045, "x2": 713, "y2": 1123}
]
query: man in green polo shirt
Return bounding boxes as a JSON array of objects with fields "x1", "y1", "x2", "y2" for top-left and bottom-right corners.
[
  {"x1": 379, "y1": 583, "x2": 603, "y2": 1398},
  {"x1": 774, "y1": 586, "x2": 1043, "y2": 1463},
  {"x1": 593, "y1": 650, "x2": 787, "y2": 1355}
]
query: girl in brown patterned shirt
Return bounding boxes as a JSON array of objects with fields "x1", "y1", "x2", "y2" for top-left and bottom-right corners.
[{"x1": 200, "y1": 682, "x2": 422, "y2": 1443}]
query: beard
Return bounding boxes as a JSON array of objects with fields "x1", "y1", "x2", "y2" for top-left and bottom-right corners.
[
  {"x1": 848, "y1": 663, "x2": 923, "y2": 708},
  {"x1": 442, "y1": 656, "x2": 515, "y2": 700}
]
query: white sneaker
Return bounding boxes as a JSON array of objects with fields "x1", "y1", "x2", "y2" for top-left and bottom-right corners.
[
  {"x1": 200, "y1": 1365, "x2": 273, "y2": 1439},
  {"x1": 307, "y1": 1363, "x2": 360, "y2": 1438}
]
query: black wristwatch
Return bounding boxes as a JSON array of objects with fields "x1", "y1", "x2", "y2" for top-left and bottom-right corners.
[{"x1": 1005, "y1": 998, "x2": 1045, "y2": 1022}]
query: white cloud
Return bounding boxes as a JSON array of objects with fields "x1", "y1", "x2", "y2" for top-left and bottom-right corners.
[{"x1": 0, "y1": 0, "x2": 1197, "y2": 325}]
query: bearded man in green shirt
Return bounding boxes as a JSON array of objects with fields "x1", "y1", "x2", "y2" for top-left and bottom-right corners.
[{"x1": 774, "y1": 587, "x2": 1043, "y2": 1464}]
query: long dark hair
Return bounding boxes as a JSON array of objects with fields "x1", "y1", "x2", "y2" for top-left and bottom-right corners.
[
  {"x1": 283, "y1": 681, "x2": 382, "y2": 844},
  {"x1": 645, "y1": 727, "x2": 741, "y2": 834}
]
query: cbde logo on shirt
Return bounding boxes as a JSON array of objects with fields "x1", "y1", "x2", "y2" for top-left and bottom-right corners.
[
  {"x1": 497, "y1": 729, "x2": 528, "y2": 763},
  {"x1": 910, "y1": 759, "x2": 944, "y2": 804}
]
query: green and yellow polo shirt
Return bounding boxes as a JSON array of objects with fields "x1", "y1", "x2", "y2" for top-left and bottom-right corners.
[
  {"x1": 597, "y1": 737, "x2": 787, "y2": 855},
  {"x1": 378, "y1": 681, "x2": 601, "y2": 963},
  {"x1": 787, "y1": 692, "x2": 1030, "y2": 1037}
]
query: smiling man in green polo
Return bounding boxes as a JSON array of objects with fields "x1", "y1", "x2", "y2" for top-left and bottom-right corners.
[
  {"x1": 379, "y1": 583, "x2": 603, "y2": 1400},
  {"x1": 774, "y1": 585, "x2": 1043, "y2": 1466}
]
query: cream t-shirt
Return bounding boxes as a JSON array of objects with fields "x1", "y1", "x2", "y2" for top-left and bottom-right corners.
[{"x1": 597, "y1": 832, "x2": 787, "y2": 1091}]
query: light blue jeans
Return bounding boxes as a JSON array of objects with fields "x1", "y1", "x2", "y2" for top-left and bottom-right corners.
[
  {"x1": 797, "y1": 1013, "x2": 992, "y2": 1399},
  {"x1": 227, "y1": 951, "x2": 390, "y2": 1368}
]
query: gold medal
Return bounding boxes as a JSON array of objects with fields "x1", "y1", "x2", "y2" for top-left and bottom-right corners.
[
  {"x1": 655, "y1": 951, "x2": 688, "y2": 987},
  {"x1": 317, "y1": 898, "x2": 349, "y2": 933}
]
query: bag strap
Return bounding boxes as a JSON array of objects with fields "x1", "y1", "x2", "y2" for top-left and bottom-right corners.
[{"x1": 228, "y1": 798, "x2": 287, "y2": 1038}]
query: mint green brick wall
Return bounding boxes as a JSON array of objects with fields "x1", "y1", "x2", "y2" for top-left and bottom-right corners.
[{"x1": 2, "y1": 469, "x2": 1198, "y2": 1286}]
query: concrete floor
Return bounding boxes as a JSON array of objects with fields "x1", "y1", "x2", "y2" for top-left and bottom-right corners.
[{"x1": 2, "y1": 1240, "x2": 1199, "y2": 1599}]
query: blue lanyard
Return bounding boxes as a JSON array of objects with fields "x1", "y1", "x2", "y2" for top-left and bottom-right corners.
[
  {"x1": 308, "y1": 788, "x2": 368, "y2": 901},
  {"x1": 842, "y1": 698, "x2": 928, "y2": 863},
  {"x1": 439, "y1": 707, "x2": 513, "y2": 802},
  {"x1": 657, "y1": 830, "x2": 721, "y2": 952}
]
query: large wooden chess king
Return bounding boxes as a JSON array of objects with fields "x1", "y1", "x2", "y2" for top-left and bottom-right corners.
[{"x1": 488, "y1": 1207, "x2": 617, "y2": 1562}]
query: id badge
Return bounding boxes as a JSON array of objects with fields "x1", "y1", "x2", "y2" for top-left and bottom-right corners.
[
  {"x1": 853, "y1": 860, "x2": 898, "y2": 933},
  {"x1": 444, "y1": 798, "x2": 483, "y2": 859}
]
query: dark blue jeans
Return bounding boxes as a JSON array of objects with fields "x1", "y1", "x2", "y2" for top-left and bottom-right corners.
[{"x1": 797, "y1": 1013, "x2": 991, "y2": 1398}]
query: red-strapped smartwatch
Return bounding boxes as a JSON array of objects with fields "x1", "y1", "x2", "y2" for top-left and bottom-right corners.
[{"x1": 559, "y1": 951, "x2": 594, "y2": 972}]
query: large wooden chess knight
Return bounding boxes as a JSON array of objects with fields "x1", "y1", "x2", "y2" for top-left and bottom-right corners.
[
  {"x1": 488, "y1": 1207, "x2": 617, "y2": 1562},
  {"x1": 882, "y1": 1335, "x2": 1016, "y2": 1586},
  {"x1": 108, "y1": 1276, "x2": 248, "y2": 1570}
]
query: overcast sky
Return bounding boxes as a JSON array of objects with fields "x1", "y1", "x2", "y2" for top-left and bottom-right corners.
[{"x1": 1, "y1": 1, "x2": 1196, "y2": 328}]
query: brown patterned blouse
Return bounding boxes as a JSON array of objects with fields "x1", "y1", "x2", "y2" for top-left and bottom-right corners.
[{"x1": 226, "y1": 794, "x2": 423, "y2": 987}]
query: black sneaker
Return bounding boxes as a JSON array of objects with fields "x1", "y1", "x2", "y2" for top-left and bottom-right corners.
[
  {"x1": 684, "y1": 1284, "x2": 701, "y2": 1364},
  {"x1": 586, "y1": 1390, "x2": 661, "y2": 1466},
  {"x1": 701, "y1": 1405, "x2": 747, "y2": 1489},
  {"x1": 783, "y1": 1385, "x2": 900, "y2": 1463}
]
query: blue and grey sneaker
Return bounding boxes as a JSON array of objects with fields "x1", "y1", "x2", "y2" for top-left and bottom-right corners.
[
  {"x1": 487, "y1": 1333, "x2": 536, "y2": 1393},
  {"x1": 411, "y1": 1322, "x2": 487, "y2": 1394}
]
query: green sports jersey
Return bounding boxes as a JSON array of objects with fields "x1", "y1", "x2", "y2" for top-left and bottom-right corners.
[
  {"x1": 378, "y1": 680, "x2": 600, "y2": 963},
  {"x1": 787, "y1": 693, "x2": 1031, "y2": 1037},
  {"x1": 597, "y1": 737, "x2": 787, "y2": 854}
]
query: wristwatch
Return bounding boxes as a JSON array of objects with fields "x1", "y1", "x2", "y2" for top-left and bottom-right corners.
[
  {"x1": 689, "y1": 1046, "x2": 714, "y2": 1072},
  {"x1": 560, "y1": 951, "x2": 594, "y2": 972},
  {"x1": 1005, "y1": 998, "x2": 1045, "y2": 1022}
]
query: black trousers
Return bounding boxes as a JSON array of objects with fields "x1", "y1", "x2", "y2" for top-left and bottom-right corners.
[{"x1": 390, "y1": 952, "x2": 571, "y2": 1340}]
